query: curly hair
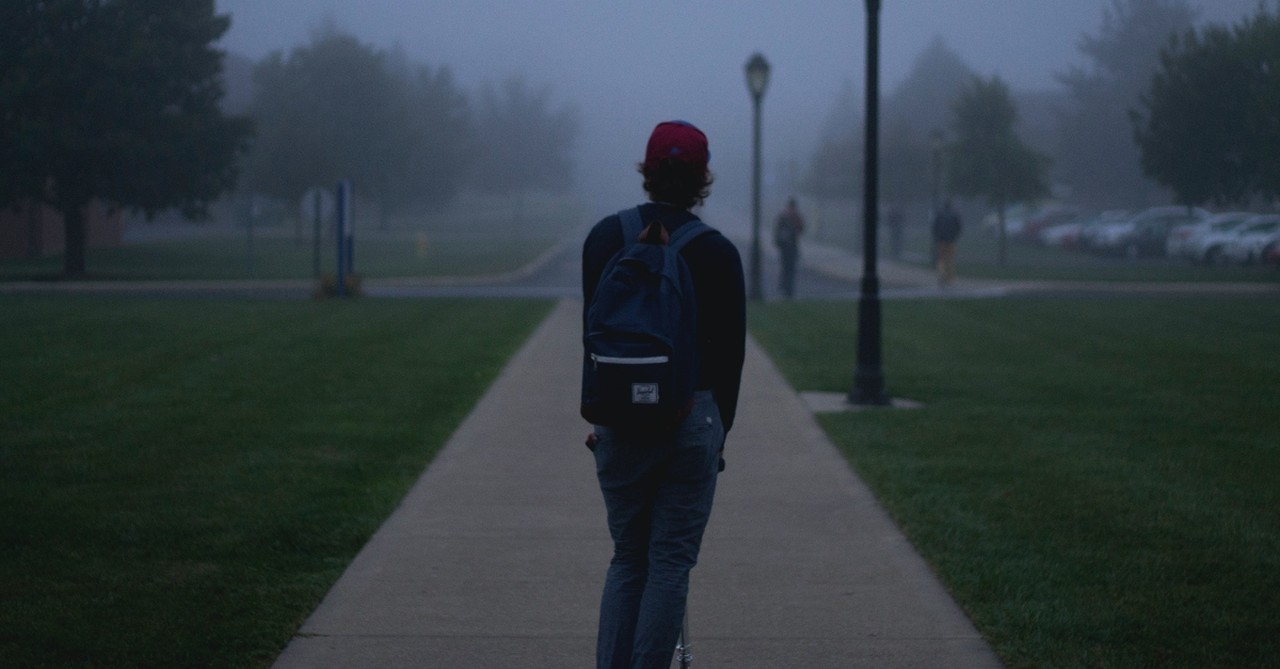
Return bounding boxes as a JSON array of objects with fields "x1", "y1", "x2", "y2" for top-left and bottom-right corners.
[{"x1": 638, "y1": 158, "x2": 714, "y2": 210}]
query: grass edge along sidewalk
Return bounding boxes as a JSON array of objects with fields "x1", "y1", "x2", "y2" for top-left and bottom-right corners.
[
  {"x1": 0, "y1": 296, "x2": 554, "y2": 669},
  {"x1": 750, "y1": 297, "x2": 1280, "y2": 669}
]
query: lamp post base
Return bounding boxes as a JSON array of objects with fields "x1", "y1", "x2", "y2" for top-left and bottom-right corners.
[
  {"x1": 847, "y1": 373, "x2": 890, "y2": 406},
  {"x1": 848, "y1": 282, "x2": 890, "y2": 406}
]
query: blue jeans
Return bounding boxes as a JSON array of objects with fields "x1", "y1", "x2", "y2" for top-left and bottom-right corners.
[{"x1": 593, "y1": 391, "x2": 724, "y2": 669}]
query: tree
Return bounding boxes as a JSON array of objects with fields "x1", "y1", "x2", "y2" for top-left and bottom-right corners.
[
  {"x1": 804, "y1": 135, "x2": 861, "y2": 202},
  {"x1": 471, "y1": 76, "x2": 579, "y2": 195},
  {"x1": 881, "y1": 37, "x2": 975, "y2": 206},
  {"x1": 948, "y1": 76, "x2": 1050, "y2": 267},
  {"x1": 1134, "y1": 7, "x2": 1280, "y2": 206},
  {"x1": 803, "y1": 80, "x2": 861, "y2": 202},
  {"x1": 245, "y1": 28, "x2": 480, "y2": 227},
  {"x1": 245, "y1": 29, "x2": 419, "y2": 226},
  {"x1": 0, "y1": 0, "x2": 252, "y2": 276},
  {"x1": 383, "y1": 49, "x2": 470, "y2": 214},
  {"x1": 804, "y1": 39, "x2": 975, "y2": 211},
  {"x1": 1056, "y1": 0, "x2": 1198, "y2": 206}
]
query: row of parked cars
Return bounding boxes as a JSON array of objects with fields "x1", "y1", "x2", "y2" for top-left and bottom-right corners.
[{"x1": 1000, "y1": 205, "x2": 1280, "y2": 265}]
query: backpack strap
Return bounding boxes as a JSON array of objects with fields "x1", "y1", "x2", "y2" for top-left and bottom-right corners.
[
  {"x1": 618, "y1": 206, "x2": 713, "y2": 251},
  {"x1": 618, "y1": 207, "x2": 645, "y2": 248},
  {"x1": 668, "y1": 218, "x2": 712, "y2": 252}
]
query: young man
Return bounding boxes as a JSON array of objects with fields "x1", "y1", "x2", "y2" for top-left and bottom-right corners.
[{"x1": 581, "y1": 120, "x2": 746, "y2": 669}]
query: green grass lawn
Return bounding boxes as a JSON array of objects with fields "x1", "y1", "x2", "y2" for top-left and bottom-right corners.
[
  {"x1": 1, "y1": 192, "x2": 585, "y2": 282},
  {"x1": 750, "y1": 298, "x2": 1280, "y2": 668},
  {"x1": 0, "y1": 296, "x2": 552, "y2": 668}
]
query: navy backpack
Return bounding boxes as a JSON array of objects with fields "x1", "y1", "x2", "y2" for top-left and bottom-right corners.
[{"x1": 581, "y1": 207, "x2": 711, "y2": 430}]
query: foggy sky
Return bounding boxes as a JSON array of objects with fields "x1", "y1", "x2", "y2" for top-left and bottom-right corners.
[{"x1": 214, "y1": 0, "x2": 1266, "y2": 223}]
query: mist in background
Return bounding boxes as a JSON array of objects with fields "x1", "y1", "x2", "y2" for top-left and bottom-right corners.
[{"x1": 213, "y1": 0, "x2": 1265, "y2": 230}]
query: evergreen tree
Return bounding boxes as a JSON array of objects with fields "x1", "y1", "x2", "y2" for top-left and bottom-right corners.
[
  {"x1": 881, "y1": 37, "x2": 976, "y2": 206},
  {"x1": 1056, "y1": 0, "x2": 1198, "y2": 206},
  {"x1": 803, "y1": 80, "x2": 861, "y2": 201}
]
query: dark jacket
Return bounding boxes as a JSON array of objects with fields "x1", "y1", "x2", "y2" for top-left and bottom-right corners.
[
  {"x1": 932, "y1": 207, "x2": 963, "y2": 243},
  {"x1": 582, "y1": 202, "x2": 746, "y2": 433}
]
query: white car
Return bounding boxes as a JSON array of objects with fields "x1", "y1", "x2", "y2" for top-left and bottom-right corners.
[
  {"x1": 1039, "y1": 210, "x2": 1130, "y2": 248},
  {"x1": 1173, "y1": 212, "x2": 1255, "y2": 263},
  {"x1": 1222, "y1": 215, "x2": 1280, "y2": 264},
  {"x1": 1038, "y1": 217, "x2": 1086, "y2": 247},
  {"x1": 1085, "y1": 220, "x2": 1136, "y2": 253}
]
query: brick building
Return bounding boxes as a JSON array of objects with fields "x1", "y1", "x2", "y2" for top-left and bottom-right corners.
[{"x1": 0, "y1": 200, "x2": 124, "y2": 259}]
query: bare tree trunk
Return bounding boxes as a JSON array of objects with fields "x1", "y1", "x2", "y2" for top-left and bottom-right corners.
[
  {"x1": 997, "y1": 200, "x2": 1007, "y2": 269},
  {"x1": 63, "y1": 203, "x2": 87, "y2": 277},
  {"x1": 26, "y1": 202, "x2": 43, "y2": 259}
]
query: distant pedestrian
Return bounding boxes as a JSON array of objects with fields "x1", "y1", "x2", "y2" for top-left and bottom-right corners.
[
  {"x1": 773, "y1": 197, "x2": 805, "y2": 297},
  {"x1": 580, "y1": 120, "x2": 746, "y2": 669},
  {"x1": 931, "y1": 200, "x2": 962, "y2": 286}
]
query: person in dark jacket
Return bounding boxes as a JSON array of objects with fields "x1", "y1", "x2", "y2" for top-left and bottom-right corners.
[
  {"x1": 581, "y1": 120, "x2": 746, "y2": 669},
  {"x1": 931, "y1": 199, "x2": 963, "y2": 286}
]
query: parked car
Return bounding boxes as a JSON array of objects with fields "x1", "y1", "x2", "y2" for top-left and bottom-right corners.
[
  {"x1": 1040, "y1": 210, "x2": 1129, "y2": 249},
  {"x1": 1018, "y1": 207, "x2": 1080, "y2": 244},
  {"x1": 1223, "y1": 215, "x2": 1280, "y2": 264},
  {"x1": 1265, "y1": 239, "x2": 1280, "y2": 266},
  {"x1": 1039, "y1": 213, "x2": 1092, "y2": 248},
  {"x1": 1078, "y1": 216, "x2": 1129, "y2": 252},
  {"x1": 1178, "y1": 212, "x2": 1257, "y2": 264},
  {"x1": 1092, "y1": 206, "x2": 1209, "y2": 257},
  {"x1": 982, "y1": 203, "x2": 1032, "y2": 236}
]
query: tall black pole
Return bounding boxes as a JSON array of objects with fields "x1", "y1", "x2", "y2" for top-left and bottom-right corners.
[
  {"x1": 749, "y1": 94, "x2": 764, "y2": 302},
  {"x1": 849, "y1": 0, "x2": 889, "y2": 405}
]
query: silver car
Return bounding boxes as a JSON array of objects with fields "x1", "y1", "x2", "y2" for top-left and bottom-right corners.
[
  {"x1": 1222, "y1": 215, "x2": 1280, "y2": 265},
  {"x1": 1092, "y1": 206, "x2": 1209, "y2": 257},
  {"x1": 1173, "y1": 212, "x2": 1255, "y2": 263}
]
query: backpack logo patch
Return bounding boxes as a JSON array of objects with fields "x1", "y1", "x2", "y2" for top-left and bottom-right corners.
[{"x1": 631, "y1": 383, "x2": 659, "y2": 404}]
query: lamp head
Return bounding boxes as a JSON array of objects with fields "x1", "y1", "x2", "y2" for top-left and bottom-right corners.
[{"x1": 745, "y1": 53, "x2": 770, "y2": 100}]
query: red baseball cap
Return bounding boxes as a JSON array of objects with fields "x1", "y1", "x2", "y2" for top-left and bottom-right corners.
[{"x1": 644, "y1": 120, "x2": 710, "y2": 168}]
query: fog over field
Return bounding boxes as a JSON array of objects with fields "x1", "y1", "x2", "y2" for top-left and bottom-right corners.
[{"x1": 214, "y1": 0, "x2": 1267, "y2": 226}]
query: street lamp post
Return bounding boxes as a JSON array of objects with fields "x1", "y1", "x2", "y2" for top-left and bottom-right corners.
[
  {"x1": 849, "y1": 0, "x2": 890, "y2": 405},
  {"x1": 745, "y1": 53, "x2": 770, "y2": 302}
]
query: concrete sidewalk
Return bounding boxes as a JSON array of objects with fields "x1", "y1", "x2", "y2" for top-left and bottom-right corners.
[{"x1": 271, "y1": 299, "x2": 1004, "y2": 669}]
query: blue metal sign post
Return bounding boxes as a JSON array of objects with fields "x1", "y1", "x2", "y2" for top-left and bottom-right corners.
[{"x1": 335, "y1": 180, "x2": 353, "y2": 297}]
